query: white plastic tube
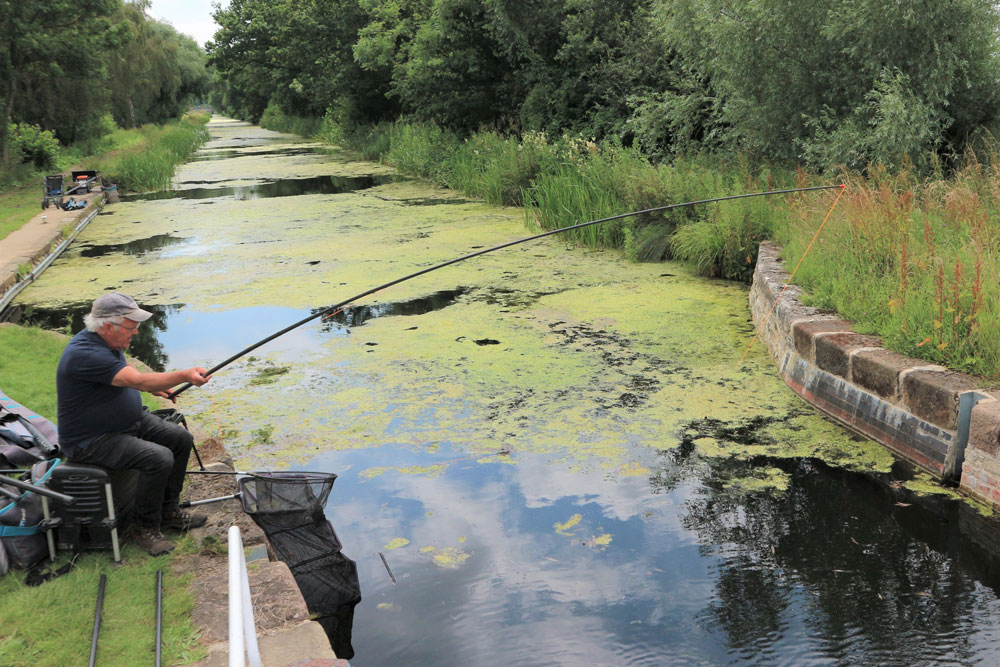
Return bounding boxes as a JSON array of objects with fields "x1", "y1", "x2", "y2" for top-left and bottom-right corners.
[
  {"x1": 228, "y1": 525, "x2": 262, "y2": 667},
  {"x1": 228, "y1": 526, "x2": 244, "y2": 667},
  {"x1": 240, "y1": 533, "x2": 262, "y2": 666}
]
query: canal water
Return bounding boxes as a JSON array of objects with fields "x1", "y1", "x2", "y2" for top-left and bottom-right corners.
[{"x1": 12, "y1": 118, "x2": 1000, "y2": 664}]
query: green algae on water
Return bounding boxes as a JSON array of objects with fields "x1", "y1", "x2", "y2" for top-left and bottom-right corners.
[
  {"x1": 419, "y1": 545, "x2": 471, "y2": 569},
  {"x1": 555, "y1": 514, "x2": 582, "y2": 535},
  {"x1": 360, "y1": 464, "x2": 448, "y2": 481},
  {"x1": 384, "y1": 537, "x2": 410, "y2": 550}
]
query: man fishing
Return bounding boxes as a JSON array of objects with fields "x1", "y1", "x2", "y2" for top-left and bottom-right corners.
[{"x1": 56, "y1": 292, "x2": 212, "y2": 556}]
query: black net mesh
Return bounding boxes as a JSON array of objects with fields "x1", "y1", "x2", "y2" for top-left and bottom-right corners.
[
  {"x1": 239, "y1": 471, "x2": 335, "y2": 514},
  {"x1": 238, "y1": 471, "x2": 360, "y2": 659}
]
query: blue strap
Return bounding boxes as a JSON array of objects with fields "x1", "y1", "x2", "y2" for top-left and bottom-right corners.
[{"x1": 0, "y1": 525, "x2": 38, "y2": 537}]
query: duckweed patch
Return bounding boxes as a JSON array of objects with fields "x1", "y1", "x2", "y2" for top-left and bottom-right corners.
[
  {"x1": 249, "y1": 364, "x2": 291, "y2": 385},
  {"x1": 723, "y1": 466, "x2": 791, "y2": 493},
  {"x1": 360, "y1": 465, "x2": 448, "y2": 481},
  {"x1": 555, "y1": 514, "x2": 582, "y2": 535},
  {"x1": 384, "y1": 538, "x2": 410, "y2": 550},
  {"x1": 419, "y1": 546, "x2": 471, "y2": 569}
]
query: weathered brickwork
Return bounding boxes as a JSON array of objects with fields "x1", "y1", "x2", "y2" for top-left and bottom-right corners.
[{"x1": 751, "y1": 241, "x2": 1000, "y2": 505}]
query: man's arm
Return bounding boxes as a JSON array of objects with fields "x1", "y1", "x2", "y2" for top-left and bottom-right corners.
[{"x1": 112, "y1": 365, "x2": 211, "y2": 394}]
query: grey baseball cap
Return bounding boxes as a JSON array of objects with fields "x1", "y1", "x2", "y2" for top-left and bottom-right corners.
[{"x1": 91, "y1": 292, "x2": 153, "y2": 322}]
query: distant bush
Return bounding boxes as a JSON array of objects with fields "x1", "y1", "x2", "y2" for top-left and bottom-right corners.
[{"x1": 8, "y1": 123, "x2": 61, "y2": 171}]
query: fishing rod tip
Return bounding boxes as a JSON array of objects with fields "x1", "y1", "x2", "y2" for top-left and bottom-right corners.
[{"x1": 839, "y1": 183, "x2": 846, "y2": 188}]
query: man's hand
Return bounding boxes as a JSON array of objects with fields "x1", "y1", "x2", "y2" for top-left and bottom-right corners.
[{"x1": 184, "y1": 367, "x2": 211, "y2": 387}]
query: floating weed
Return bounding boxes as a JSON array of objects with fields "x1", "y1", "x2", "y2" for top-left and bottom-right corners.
[
  {"x1": 903, "y1": 473, "x2": 963, "y2": 500},
  {"x1": 384, "y1": 538, "x2": 410, "y2": 551},
  {"x1": 554, "y1": 514, "x2": 582, "y2": 535},
  {"x1": 360, "y1": 464, "x2": 448, "y2": 481},
  {"x1": 619, "y1": 462, "x2": 650, "y2": 477},
  {"x1": 723, "y1": 466, "x2": 791, "y2": 493},
  {"x1": 248, "y1": 364, "x2": 291, "y2": 385},
  {"x1": 583, "y1": 533, "x2": 613, "y2": 550},
  {"x1": 419, "y1": 546, "x2": 471, "y2": 569}
]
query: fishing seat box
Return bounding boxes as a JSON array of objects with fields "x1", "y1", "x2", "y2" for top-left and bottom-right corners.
[{"x1": 42, "y1": 463, "x2": 136, "y2": 560}]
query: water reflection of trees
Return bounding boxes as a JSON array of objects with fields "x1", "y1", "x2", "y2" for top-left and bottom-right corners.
[
  {"x1": 8, "y1": 301, "x2": 179, "y2": 372},
  {"x1": 650, "y1": 450, "x2": 1000, "y2": 662},
  {"x1": 311, "y1": 288, "x2": 468, "y2": 332}
]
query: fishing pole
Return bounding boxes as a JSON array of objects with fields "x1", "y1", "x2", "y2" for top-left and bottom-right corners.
[{"x1": 168, "y1": 184, "x2": 843, "y2": 399}]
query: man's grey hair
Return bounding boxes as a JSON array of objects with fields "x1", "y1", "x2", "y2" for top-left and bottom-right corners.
[{"x1": 84, "y1": 313, "x2": 123, "y2": 332}]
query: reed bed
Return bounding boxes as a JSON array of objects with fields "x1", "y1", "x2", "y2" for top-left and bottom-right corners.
[{"x1": 90, "y1": 112, "x2": 210, "y2": 192}]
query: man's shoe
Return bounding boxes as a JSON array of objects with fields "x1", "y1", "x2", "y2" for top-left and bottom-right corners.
[
  {"x1": 133, "y1": 526, "x2": 174, "y2": 556},
  {"x1": 162, "y1": 509, "x2": 208, "y2": 532}
]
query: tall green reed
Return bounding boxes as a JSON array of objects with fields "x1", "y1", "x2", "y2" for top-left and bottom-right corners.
[{"x1": 94, "y1": 114, "x2": 209, "y2": 192}]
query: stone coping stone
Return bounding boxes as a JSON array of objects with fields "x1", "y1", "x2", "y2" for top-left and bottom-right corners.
[
  {"x1": 902, "y1": 369, "x2": 981, "y2": 431},
  {"x1": 850, "y1": 348, "x2": 915, "y2": 401},
  {"x1": 752, "y1": 241, "x2": 1000, "y2": 495},
  {"x1": 968, "y1": 398, "x2": 1000, "y2": 456},
  {"x1": 197, "y1": 620, "x2": 339, "y2": 666},
  {"x1": 814, "y1": 332, "x2": 883, "y2": 380},
  {"x1": 791, "y1": 319, "x2": 854, "y2": 362}
]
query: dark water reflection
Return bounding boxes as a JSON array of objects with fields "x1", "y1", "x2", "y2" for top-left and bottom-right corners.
[
  {"x1": 313, "y1": 288, "x2": 469, "y2": 330},
  {"x1": 312, "y1": 441, "x2": 1000, "y2": 666},
  {"x1": 121, "y1": 174, "x2": 396, "y2": 202},
  {"x1": 79, "y1": 234, "x2": 188, "y2": 258}
]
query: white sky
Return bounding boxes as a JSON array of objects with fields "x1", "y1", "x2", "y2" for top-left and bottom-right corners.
[{"x1": 147, "y1": 0, "x2": 225, "y2": 49}]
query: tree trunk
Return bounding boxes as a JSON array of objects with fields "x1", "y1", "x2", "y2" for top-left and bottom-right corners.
[{"x1": 0, "y1": 71, "x2": 15, "y2": 166}]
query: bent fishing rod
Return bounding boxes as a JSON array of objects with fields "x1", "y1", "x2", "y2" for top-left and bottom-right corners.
[{"x1": 168, "y1": 183, "x2": 843, "y2": 399}]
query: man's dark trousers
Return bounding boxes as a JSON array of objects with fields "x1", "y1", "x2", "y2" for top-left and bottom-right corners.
[{"x1": 68, "y1": 411, "x2": 192, "y2": 528}]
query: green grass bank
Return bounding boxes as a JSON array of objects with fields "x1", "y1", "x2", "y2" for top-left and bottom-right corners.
[{"x1": 260, "y1": 107, "x2": 1000, "y2": 380}]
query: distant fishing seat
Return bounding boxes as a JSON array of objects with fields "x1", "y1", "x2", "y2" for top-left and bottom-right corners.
[{"x1": 42, "y1": 174, "x2": 64, "y2": 210}]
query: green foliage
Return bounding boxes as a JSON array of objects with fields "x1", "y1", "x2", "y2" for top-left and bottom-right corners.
[
  {"x1": 777, "y1": 167, "x2": 1000, "y2": 378},
  {"x1": 7, "y1": 123, "x2": 61, "y2": 171},
  {"x1": 209, "y1": 0, "x2": 393, "y2": 124},
  {"x1": 383, "y1": 122, "x2": 461, "y2": 185},
  {"x1": 107, "y1": 4, "x2": 211, "y2": 130},
  {"x1": 448, "y1": 131, "x2": 551, "y2": 206},
  {"x1": 0, "y1": 0, "x2": 209, "y2": 173},
  {"x1": 651, "y1": 0, "x2": 1000, "y2": 170}
]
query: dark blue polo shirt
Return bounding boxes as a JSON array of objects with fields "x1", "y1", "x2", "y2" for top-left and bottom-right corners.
[{"x1": 56, "y1": 329, "x2": 142, "y2": 454}]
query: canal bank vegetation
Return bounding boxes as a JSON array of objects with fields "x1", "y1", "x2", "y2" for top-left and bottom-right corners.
[
  {"x1": 0, "y1": 112, "x2": 210, "y2": 243},
  {"x1": 1, "y1": 1, "x2": 210, "y2": 185},
  {"x1": 0, "y1": 324, "x2": 204, "y2": 665},
  {"x1": 207, "y1": 0, "x2": 1000, "y2": 380},
  {"x1": 85, "y1": 112, "x2": 212, "y2": 193},
  {"x1": 0, "y1": 0, "x2": 212, "y2": 240}
]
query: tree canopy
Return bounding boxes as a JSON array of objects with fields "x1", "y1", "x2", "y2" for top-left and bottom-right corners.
[
  {"x1": 209, "y1": 0, "x2": 1000, "y2": 170},
  {"x1": 0, "y1": 0, "x2": 209, "y2": 167}
]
